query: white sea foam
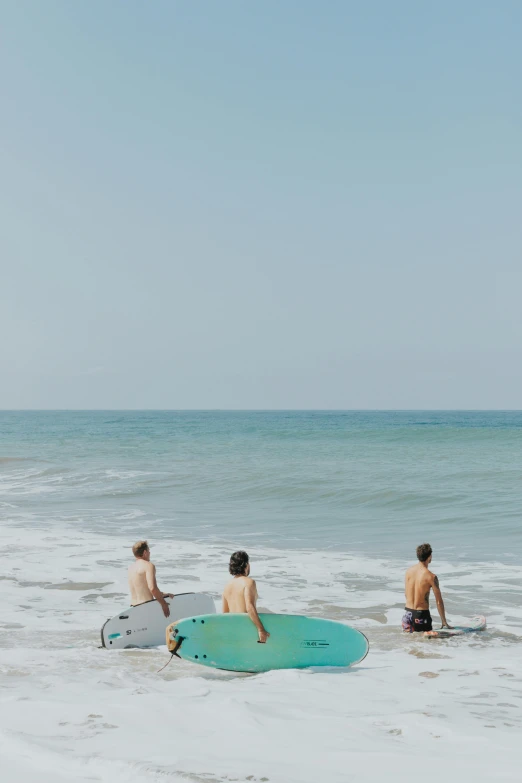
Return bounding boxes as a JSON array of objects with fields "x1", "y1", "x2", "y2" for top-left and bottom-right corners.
[{"x1": 1, "y1": 521, "x2": 521, "y2": 782}]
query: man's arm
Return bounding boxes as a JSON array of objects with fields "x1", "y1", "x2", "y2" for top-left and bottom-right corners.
[
  {"x1": 222, "y1": 594, "x2": 230, "y2": 614},
  {"x1": 146, "y1": 563, "x2": 170, "y2": 618},
  {"x1": 431, "y1": 574, "x2": 452, "y2": 628},
  {"x1": 244, "y1": 580, "x2": 270, "y2": 643}
]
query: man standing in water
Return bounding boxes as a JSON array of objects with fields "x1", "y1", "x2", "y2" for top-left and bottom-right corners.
[
  {"x1": 403, "y1": 543, "x2": 452, "y2": 632},
  {"x1": 222, "y1": 550, "x2": 270, "y2": 643},
  {"x1": 128, "y1": 540, "x2": 174, "y2": 618}
]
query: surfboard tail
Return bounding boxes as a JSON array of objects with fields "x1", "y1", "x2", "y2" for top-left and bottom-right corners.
[
  {"x1": 166, "y1": 620, "x2": 182, "y2": 651},
  {"x1": 100, "y1": 618, "x2": 111, "y2": 649}
]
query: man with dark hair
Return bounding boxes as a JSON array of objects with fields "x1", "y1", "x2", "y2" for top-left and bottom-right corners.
[
  {"x1": 402, "y1": 543, "x2": 452, "y2": 633},
  {"x1": 128, "y1": 540, "x2": 174, "y2": 618},
  {"x1": 222, "y1": 550, "x2": 270, "y2": 643}
]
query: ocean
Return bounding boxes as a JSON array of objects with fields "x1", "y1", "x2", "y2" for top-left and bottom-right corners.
[{"x1": 1, "y1": 411, "x2": 521, "y2": 782}]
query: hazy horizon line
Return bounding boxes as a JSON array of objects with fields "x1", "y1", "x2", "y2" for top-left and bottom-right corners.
[{"x1": 1, "y1": 409, "x2": 521, "y2": 414}]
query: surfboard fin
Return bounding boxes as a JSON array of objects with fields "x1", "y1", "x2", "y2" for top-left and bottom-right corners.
[{"x1": 171, "y1": 636, "x2": 184, "y2": 658}]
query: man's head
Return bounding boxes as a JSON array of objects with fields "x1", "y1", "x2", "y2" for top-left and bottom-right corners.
[
  {"x1": 132, "y1": 540, "x2": 150, "y2": 560},
  {"x1": 229, "y1": 550, "x2": 250, "y2": 576},
  {"x1": 416, "y1": 543, "x2": 432, "y2": 564}
]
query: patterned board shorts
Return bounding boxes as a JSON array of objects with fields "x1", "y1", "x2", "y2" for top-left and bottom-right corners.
[{"x1": 402, "y1": 608, "x2": 433, "y2": 632}]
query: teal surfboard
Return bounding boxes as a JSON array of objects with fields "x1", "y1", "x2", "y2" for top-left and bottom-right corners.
[{"x1": 168, "y1": 613, "x2": 369, "y2": 673}]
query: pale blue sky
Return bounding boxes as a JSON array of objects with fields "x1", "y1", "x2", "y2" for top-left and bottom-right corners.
[{"x1": 1, "y1": 1, "x2": 521, "y2": 409}]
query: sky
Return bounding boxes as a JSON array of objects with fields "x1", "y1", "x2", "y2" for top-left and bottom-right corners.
[{"x1": 1, "y1": 1, "x2": 521, "y2": 409}]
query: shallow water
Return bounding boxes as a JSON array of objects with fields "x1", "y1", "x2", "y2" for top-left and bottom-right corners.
[{"x1": 1, "y1": 412, "x2": 521, "y2": 780}]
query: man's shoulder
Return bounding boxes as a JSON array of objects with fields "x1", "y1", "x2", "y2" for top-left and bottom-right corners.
[{"x1": 133, "y1": 559, "x2": 154, "y2": 572}]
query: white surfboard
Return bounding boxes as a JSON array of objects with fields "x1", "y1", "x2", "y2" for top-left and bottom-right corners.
[
  {"x1": 101, "y1": 593, "x2": 216, "y2": 649},
  {"x1": 425, "y1": 615, "x2": 486, "y2": 639}
]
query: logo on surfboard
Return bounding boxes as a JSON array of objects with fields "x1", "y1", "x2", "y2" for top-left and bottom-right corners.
[{"x1": 300, "y1": 639, "x2": 329, "y2": 648}]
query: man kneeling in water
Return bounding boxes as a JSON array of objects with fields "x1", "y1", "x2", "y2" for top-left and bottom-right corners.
[
  {"x1": 222, "y1": 550, "x2": 270, "y2": 643},
  {"x1": 403, "y1": 543, "x2": 452, "y2": 632},
  {"x1": 128, "y1": 540, "x2": 174, "y2": 618}
]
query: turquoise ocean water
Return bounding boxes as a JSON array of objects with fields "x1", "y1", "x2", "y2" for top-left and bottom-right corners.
[{"x1": 1, "y1": 410, "x2": 520, "y2": 563}]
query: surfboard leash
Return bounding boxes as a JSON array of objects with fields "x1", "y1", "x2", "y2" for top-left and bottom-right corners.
[{"x1": 157, "y1": 636, "x2": 184, "y2": 673}]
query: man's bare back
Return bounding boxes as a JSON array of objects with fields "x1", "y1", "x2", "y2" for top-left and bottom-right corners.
[
  {"x1": 223, "y1": 575, "x2": 258, "y2": 613},
  {"x1": 403, "y1": 543, "x2": 451, "y2": 632},
  {"x1": 222, "y1": 551, "x2": 269, "y2": 643},
  {"x1": 128, "y1": 540, "x2": 173, "y2": 618},
  {"x1": 404, "y1": 562, "x2": 436, "y2": 611}
]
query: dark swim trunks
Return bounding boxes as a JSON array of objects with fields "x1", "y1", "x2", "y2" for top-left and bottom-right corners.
[{"x1": 402, "y1": 608, "x2": 433, "y2": 633}]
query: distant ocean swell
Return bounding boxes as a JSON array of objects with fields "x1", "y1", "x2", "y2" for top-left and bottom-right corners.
[{"x1": 0, "y1": 410, "x2": 521, "y2": 560}]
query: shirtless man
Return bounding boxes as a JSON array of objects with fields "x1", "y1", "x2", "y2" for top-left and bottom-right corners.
[
  {"x1": 222, "y1": 550, "x2": 270, "y2": 643},
  {"x1": 402, "y1": 543, "x2": 451, "y2": 632},
  {"x1": 128, "y1": 540, "x2": 174, "y2": 618}
]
